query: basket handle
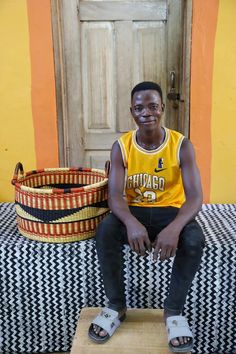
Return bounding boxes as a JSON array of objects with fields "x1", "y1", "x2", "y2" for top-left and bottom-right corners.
[
  {"x1": 11, "y1": 162, "x2": 24, "y2": 185},
  {"x1": 105, "y1": 160, "x2": 110, "y2": 178}
]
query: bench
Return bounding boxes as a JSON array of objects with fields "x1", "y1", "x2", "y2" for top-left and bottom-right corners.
[{"x1": 0, "y1": 203, "x2": 235, "y2": 354}]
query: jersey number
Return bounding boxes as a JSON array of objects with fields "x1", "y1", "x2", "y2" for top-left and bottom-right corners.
[{"x1": 133, "y1": 188, "x2": 157, "y2": 203}]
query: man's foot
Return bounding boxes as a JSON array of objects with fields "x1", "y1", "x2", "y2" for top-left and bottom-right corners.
[
  {"x1": 88, "y1": 307, "x2": 126, "y2": 343},
  {"x1": 93, "y1": 308, "x2": 126, "y2": 337},
  {"x1": 164, "y1": 310, "x2": 193, "y2": 352}
]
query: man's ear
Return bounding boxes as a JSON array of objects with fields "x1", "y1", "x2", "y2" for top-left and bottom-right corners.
[{"x1": 130, "y1": 107, "x2": 132, "y2": 114}]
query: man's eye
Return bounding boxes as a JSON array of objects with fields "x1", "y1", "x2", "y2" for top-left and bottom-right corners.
[
  {"x1": 150, "y1": 105, "x2": 158, "y2": 110},
  {"x1": 134, "y1": 106, "x2": 142, "y2": 112}
]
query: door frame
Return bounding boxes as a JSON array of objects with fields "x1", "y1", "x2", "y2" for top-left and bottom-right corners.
[{"x1": 50, "y1": 0, "x2": 192, "y2": 167}]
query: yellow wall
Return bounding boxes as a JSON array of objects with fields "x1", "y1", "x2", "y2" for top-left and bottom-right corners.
[
  {"x1": 0, "y1": 0, "x2": 58, "y2": 202},
  {"x1": 0, "y1": 1, "x2": 36, "y2": 201},
  {"x1": 189, "y1": 0, "x2": 236, "y2": 203},
  {"x1": 211, "y1": 0, "x2": 236, "y2": 202}
]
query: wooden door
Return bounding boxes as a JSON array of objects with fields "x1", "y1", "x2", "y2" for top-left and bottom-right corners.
[{"x1": 51, "y1": 0, "x2": 192, "y2": 168}]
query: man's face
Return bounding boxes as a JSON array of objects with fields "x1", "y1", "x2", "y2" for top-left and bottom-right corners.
[{"x1": 130, "y1": 90, "x2": 163, "y2": 130}]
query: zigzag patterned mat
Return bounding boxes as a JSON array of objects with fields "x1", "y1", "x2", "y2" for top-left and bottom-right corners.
[{"x1": 0, "y1": 203, "x2": 236, "y2": 354}]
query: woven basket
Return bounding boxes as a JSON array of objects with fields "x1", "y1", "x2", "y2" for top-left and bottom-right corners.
[{"x1": 11, "y1": 162, "x2": 109, "y2": 243}]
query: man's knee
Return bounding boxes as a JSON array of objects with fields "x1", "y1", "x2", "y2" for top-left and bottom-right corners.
[
  {"x1": 179, "y1": 222, "x2": 205, "y2": 257},
  {"x1": 95, "y1": 212, "x2": 125, "y2": 244}
]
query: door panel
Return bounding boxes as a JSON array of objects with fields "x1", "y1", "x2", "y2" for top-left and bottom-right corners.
[
  {"x1": 133, "y1": 22, "x2": 167, "y2": 107},
  {"x1": 51, "y1": 0, "x2": 191, "y2": 168},
  {"x1": 81, "y1": 22, "x2": 116, "y2": 132},
  {"x1": 79, "y1": 1, "x2": 167, "y2": 21},
  {"x1": 80, "y1": 1, "x2": 171, "y2": 168}
]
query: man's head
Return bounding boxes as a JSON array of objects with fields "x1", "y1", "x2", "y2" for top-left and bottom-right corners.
[
  {"x1": 130, "y1": 82, "x2": 164, "y2": 131},
  {"x1": 131, "y1": 81, "x2": 163, "y2": 103}
]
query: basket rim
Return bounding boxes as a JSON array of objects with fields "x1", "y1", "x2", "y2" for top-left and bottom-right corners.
[{"x1": 13, "y1": 167, "x2": 108, "y2": 194}]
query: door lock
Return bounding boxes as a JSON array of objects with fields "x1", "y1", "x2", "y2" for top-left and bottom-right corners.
[{"x1": 167, "y1": 71, "x2": 180, "y2": 108}]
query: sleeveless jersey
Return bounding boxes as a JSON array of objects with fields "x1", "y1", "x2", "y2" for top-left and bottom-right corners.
[{"x1": 118, "y1": 127, "x2": 185, "y2": 208}]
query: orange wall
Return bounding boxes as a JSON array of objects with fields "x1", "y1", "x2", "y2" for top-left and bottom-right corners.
[
  {"x1": 27, "y1": 0, "x2": 59, "y2": 168},
  {"x1": 190, "y1": 0, "x2": 219, "y2": 202}
]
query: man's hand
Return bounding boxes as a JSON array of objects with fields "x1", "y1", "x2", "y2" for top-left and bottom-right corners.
[
  {"x1": 153, "y1": 226, "x2": 180, "y2": 261},
  {"x1": 126, "y1": 218, "x2": 151, "y2": 256}
]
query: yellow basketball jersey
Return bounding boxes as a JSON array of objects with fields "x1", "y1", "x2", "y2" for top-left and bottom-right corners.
[{"x1": 118, "y1": 127, "x2": 185, "y2": 208}]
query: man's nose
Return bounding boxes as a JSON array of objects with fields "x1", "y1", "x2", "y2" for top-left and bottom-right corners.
[{"x1": 142, "y1": 107, "x2": 152, "y2": 115}]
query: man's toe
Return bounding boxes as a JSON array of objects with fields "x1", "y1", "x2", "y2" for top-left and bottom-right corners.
[
  {"x1": 171, "y1": 336, "x2": 192, "y2": 347},
  {"x1": 171, "y1": 338, "x2": 180, "y2": 347},
  {"x1": 99, "y1": 328, "x2": 107, "y2": 337},
  {"x1": 92, "y1": 324, "x2": 105, "y2": 337}
]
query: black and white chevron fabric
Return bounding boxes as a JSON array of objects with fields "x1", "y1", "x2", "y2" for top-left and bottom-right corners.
[{"x1": 0, "y1": 203, "x2": 236, "y2": 354}]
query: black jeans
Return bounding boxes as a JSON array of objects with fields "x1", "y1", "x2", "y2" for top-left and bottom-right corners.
[{"x1": 95, "y1": 206, "x2": 205, "y2": 315}]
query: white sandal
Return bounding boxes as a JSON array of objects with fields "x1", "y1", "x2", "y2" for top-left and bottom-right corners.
[
  {"x1": 166, "y1": 315, "x2": 193, "y2": 353},
  {"x1": 88, "y1": 307, "x2": 126, "y2": 344}
]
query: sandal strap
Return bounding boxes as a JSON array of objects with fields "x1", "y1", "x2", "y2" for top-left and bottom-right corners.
[
  {"x1": 166, "y1": 316, "x2": 193, "y2": 342},
  {"x1": 92, "y1": 307, "x2": 121, "y2": 337}
]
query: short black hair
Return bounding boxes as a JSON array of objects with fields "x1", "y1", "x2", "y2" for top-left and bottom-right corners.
[{"x1": 131, "y1": 81, "x2": 163, "y2": 102}]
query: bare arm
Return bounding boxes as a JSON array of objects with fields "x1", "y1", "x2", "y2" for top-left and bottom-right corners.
[
  {"x1": 171, "y1": 138, "x2": 203, "y2": 227},
  {"x1": 108, "y1": 141, "x2": 151, "y2": 255},
  {"x1": 153, "y1": 138, "x2": 203, "y2": 261},
  {"x1": 108, "y1": 141, "x2": 132, "y2": 223}
]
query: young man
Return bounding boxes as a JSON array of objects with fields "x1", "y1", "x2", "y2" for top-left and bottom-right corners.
[{"x1": 88, "y1": 81, "x2": 205, "y2": 352}]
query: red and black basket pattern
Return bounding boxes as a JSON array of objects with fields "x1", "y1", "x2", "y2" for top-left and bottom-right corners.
[{"x1": 11, "y1": 162, "x2": 109, "y2": 243}]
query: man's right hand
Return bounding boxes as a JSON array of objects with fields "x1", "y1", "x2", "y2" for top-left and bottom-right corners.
[
  {"x1": 126, "y1": 218, "x2": 151, "y2": 256},
  {"x1": 108, "y1": 142, "x2": 151, "y2": 257}
]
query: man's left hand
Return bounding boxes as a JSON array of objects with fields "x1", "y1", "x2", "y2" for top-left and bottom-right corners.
[{"x1": 152, "y1": 226, "x2": 180, "y2": 261}]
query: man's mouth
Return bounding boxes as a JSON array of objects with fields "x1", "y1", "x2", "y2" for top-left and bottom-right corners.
[{"x1": 142, "y1": 120, "x2": 156, "y2": 125}]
